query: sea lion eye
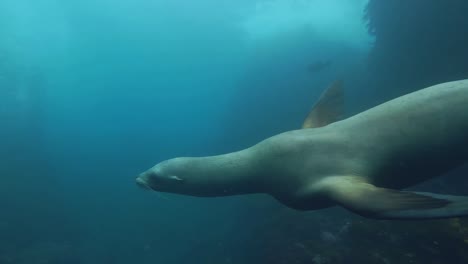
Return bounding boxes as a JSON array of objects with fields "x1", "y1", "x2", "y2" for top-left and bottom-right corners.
[{"x1": 169, "y1": 175, "x2": 184, "y2": 182}]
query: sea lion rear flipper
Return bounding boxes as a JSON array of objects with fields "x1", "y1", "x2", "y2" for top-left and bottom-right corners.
[
  {"x1": 302, "y1": 80, "x2": 343, "y2": 129},
  {"x1": 319, "y1": 176, "x2": 468, "y2": 220}
]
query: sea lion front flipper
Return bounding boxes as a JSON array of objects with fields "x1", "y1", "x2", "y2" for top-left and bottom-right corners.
[
  {"x1": 302, "y1": 80, "x2": 343, "y2": 129},
  {"x1": 318, "y1": 176, "x2": 468, "y2": 220}
]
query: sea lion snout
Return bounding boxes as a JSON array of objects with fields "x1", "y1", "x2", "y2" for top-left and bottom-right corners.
[{"x1": 136, "y1": 175, "x2": 152, "y2": 190}]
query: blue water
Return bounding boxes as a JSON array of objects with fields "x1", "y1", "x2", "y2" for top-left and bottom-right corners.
[{"x1": 2, "y1": 0, "x2": 468, "y2": 263}]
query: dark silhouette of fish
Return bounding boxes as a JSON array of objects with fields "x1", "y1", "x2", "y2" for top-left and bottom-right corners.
[{"x1": 307, "y1": 60, "x2": 331, "y2": 73}]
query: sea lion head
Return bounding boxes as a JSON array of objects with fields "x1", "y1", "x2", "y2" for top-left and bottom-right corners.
[
  {"x1": 136, "y1": 158, "x2": 187, "y2": 193},
  {"x1": 135, "y1": 153, "x2": 256, "y2": 197}
]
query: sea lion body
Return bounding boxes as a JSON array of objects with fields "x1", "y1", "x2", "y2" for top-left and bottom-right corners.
[
  {"x1": 137, "y1": 80, "x2": 468, "y2": 219},
  {"x1": 341, "y1": 80, "x2": 468, "y2": 187},
  {"x1": 262, "y1": 79, "x2": 468, "y2": 209}
]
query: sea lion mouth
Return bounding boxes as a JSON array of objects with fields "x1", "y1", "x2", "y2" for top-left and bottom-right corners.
[{"x1": 136, "y1": 177, "x2": 152, "y2": 191}]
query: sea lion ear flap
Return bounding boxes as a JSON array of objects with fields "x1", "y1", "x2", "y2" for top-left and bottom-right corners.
[{"x1": 302, "y1": 80, "x2": 344, "y2": 129}]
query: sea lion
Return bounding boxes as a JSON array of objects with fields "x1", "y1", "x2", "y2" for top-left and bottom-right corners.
[{"x1": 136, "y1": 79, "x2": 468, "y2": 220}]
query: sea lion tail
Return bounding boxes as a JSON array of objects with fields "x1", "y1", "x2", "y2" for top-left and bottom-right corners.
[{"x1": 318, "y1": 176, "x2": 468, "y2": 220}]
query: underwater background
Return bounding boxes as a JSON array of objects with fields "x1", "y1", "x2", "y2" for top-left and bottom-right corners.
[{"x1": 1, "y1": 0, "x2": 468, "y2": 263}]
